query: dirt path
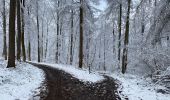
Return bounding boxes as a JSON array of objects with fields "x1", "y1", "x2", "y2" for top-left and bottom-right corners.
[{"x1": 28, "y1": 62, "x2": 121, "y2": 100}]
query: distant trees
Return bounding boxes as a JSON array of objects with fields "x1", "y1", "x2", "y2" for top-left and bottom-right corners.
[
  {"x1": 4, "y1": 0, "x2": 169, "y2": 75},
  {"x1": 7, "y1": 0, "x2": 17, "y2": 68},
  {"x1": 103, "y1": 0, "x2": 131, "y2": 74}
]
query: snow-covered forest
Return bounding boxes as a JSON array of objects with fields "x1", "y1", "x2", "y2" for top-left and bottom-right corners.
[{"x1": 0, "y1": 0, "x2": 170, "y2": 100}]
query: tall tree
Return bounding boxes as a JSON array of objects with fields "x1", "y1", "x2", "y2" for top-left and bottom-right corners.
[
  {"x1": 55, "y1": 0, "x2": 60, "y2": 63},
  {"x1": 118, "y1": 3, "x2": 122, "y2": 67},
  {"x1": 16, "y1": 0, "x2": 22, "y2": 61},
  {"x1": 2, "y1": 0, "x2": 7, "y2": 60},
  {"x1": 36, "y1": 0, "x2": 40, "y2": 62},
  {"x1": 79, "y1": 0, "x2": 84, "y2": 68},
  {"x1": 27, "y1": 7, "x2": 31, "y2": 61},
  {"x1": 21, "y1": 0, "x2": 26, "y2": 61},
  {"x1": 41, "y1": 2, "x2": 46, "y2": 61},
  {"x1": 122, "y1": 0, "x2": 131, "y2": 74},
  {"x1": 70, "y1": 3, "x2": 74, "y2": 65},
  {"x1": 7, "y1": 0, "x2": 17, "y2": 68}
]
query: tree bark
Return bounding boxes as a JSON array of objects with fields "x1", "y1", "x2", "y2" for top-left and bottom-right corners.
[
  {"x1": 45, "y1": 22, "x2": 49, "y2": 60},
  {"x1": 118, "y1": 4, "x2": 122, "y2": 66},
  {"x1": 21, "y1": 0, "x2": 26, "y2": 62},
  {"x1": 55, "y1": 0, "x2": 60, "y2": 63},
  {"x1": 122, "y1": 0, "x2": 131, "y2": 74},
  {"x1": 103, "y1": 25, "x2": 106, "y2": 71},
  {"x1": 79, "y1": 0, "x2": 84, "y2": 68},
  {"x1": 7, "y1": 0, "x2": 17, "y2": 68},
  {"x1": 70, "y1": 7, "x2": 74, "y2": 65},
  {"x1": 2, "y1": 0, "x2": 7, "y2": 60},
  {"x1": 27, "y1": 7, "x2": 31, "y2": 61},
  {"x1": 16, "y1": 0, "x2": 21, "y2": 61},
  {"x1": 36, "y1": 0, "x2": 40, "y2": 62}
]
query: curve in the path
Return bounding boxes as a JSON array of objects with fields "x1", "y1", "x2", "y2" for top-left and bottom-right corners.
[{"x1": 28, "y1": 62, "x2": 121, "y2": 100}]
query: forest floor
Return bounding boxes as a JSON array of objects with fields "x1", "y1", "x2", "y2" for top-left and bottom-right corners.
[
  {"x1": 28, "y1": 62, "x2": 121, "y2": 100},
  {"x1": 0, "y1": 59, "x2": 45, "y2": 100},
  {"x1": 108, "y1": 72, "x2": 170, "y2": 100}
]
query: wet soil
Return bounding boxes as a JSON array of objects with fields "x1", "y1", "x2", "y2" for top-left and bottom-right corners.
[{"x1": 28, "y1": 62, "x2": 121, "y2": 100}]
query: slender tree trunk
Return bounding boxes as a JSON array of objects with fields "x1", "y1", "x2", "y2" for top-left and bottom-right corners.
[
  {"x1": 59, "y1": 18, "x2": 63, "y2": 63},
  {"x1": 70, "y1": 8, "x2": 74, "y2": 65},
  {"x1": 41, "y1": 19, "x2": 44, "y2": 61},
  {"x1": 21, "y1": 0, "x2": 26, "y2": 62},
  {"x1": 103, "y1": 26, "x2": 106, "y2": 71},
  {"x1": 99, "y1": 36, "x2": 101, "y2": 70},
  {"x1": 55, "y1": 0, "x2": 60, "y2": 63},
  {"x1": 2, "y1": 0, "x2": 7, "y2": 60},
  {"x1": 7, "y1": 0, "x2": 16, "y2": 68},
  {"x1": 45, "y1": 22, "x2": 49, "y2": 59},
  {"x1": 112, "y1": 22, "x2": 115, "y2": 54},
  {"x1": 36, "y1": 0, "x2": 40, "y2": 62},
  {"x1": 16, "y1": 0, "x2": 21, "y2": 61},
  {"x1": 27, "y1": 7, "x2": 31, "y2": 61},
  {"x1": 141, "y1": 6, "x2": 145, "y2": 34},
  {"x1": 118, "y1": 4, "x2": 122, "y2": 66},
  {"x1": 41, "y1": 5, "x2": 45, "y2": 61},
  {"x1": 153, "y1": 0, "x2": 157, "y2": 25},
  {"x1": 28, "y1": 39, "x2": 31, "y2": 61},
  {"x1": 122, "y1": 0, "x2": 131, "y2": 74},
  {"x1": 79, "y1": 0, "x2": 84, "y2": 68}
]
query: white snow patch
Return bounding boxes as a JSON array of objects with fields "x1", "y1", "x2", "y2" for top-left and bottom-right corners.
[
  {"x1": 31, "y1": 62, "x2": 104, "y2": 83},
  {"x1": 0, "y1": 60, "x2": 45, "y2": 100},
  {"x1": 109, "y1": 72, "x2": 170, "y2": 100}
]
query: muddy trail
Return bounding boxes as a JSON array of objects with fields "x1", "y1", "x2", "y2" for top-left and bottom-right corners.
[{"x1": 28, "y1": 62, "x2": 121, "y2": 100}]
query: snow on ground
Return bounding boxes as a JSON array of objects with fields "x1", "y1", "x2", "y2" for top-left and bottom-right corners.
[
  {"x1": 109, "y1": 72, "x2": 170, "y2": 100},
  {"x1": 31, "y1": 62, "x2": 104, "y2": 83},
  {"x1": 0, "y1": 59, "x2": 45, "y2": 100}
]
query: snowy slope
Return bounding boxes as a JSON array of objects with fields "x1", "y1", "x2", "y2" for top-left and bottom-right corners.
[
  {"x1": 30, "y1": 62, "x2": 104, "y2": 83},
  {"x1": 110, "y1": 73, "x2": 170, "y2": 100},
  {"x1": 0, "y1": 60, "x2": 45, "y2": 100}
]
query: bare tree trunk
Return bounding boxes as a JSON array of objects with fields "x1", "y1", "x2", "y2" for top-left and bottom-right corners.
[
  {"x1": 7, "y1": 0, "x2": 16, "y2": 68},
  {"x1": 28, "y1": 39, "x2": 31, "y2": 61},
  {"x1": 112, "y1": 22, "x2": 115, "y2": 55},
  {"x1": 45, "y1": 22, "x2": 49, "y2": 60},
  {"x1": 16, "y1": 0, "x2": 21, "y2": 61},
  {"x1": 103, "y1": 27, "x2": 106, "y2": 71},
  {"x1": 59, "y1": 18, "x2": 63, "y2": 63},
  {"x1": 27, "y1": 7, "x2": 31, "y2": 61},
  {"x1": 141, "y1": 6, "x2": 145, "y2": 34},
  {"x1": 21, "y1": 0, "x2": 26, "y2": 62},
  {"x1": 55, "y1": 0, "x2": 60, "y2": 63},
  {"x1": 36, "y1": 0, "x2": 40, "y2": 62},
  {"x1": 79, "y1": 0, "x2": 84, "y2": 68},
  {"x1": 70, "y1": 8, "x2": 74, "y2": 65},
  {"x1": 2, "y1": 0, "x2": 7, "y2": 60},
  {"x1": 41, "y1": 5, "x2": 45, "y2": 61},
  {"x1": 118, "y1": 4, "x2": 122, "y2": 67},
  {"x1": 122, "y1": 0, "x2": 131, "y2": 74},
  {"x1": 41, "y1": 20, "x2": 44, "y2": 62},
  {"x1": 99, "y1": 36, "x2": 101, "y2": 70}
]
